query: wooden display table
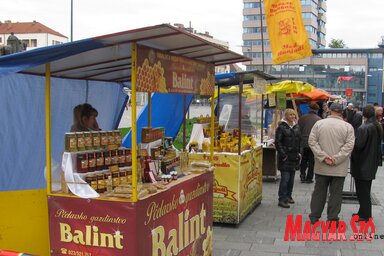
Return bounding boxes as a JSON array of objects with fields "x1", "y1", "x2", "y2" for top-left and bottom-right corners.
[
  {"x1": 188, "y1": 146, "x2": 262, "y2": 224},
  {"x1": 48, "y1": 172, "x2": 213, "y2": 256}
]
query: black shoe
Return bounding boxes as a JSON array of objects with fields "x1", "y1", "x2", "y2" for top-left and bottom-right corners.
[
  {"x1": 310, "y1": 218, "x2": 319, "y2": 225},
  {"x1": 287, "y1": 198, "x2": 295, "y2": 204},
  {"x1": 305, "y1": 180, "x2": 314, "y2": 184},
  {"x1": 328, "y1": 220, "x2": 339, "y2": 229},
  {"x1": 278, "y1": 201, "x2": 290, "y2": 208},
  {"x1": 300, "y1": 175, "x2": 306, "y2": 182},
  {"x1": 356, "y1": 217, "x2": 370, "y2": 222}
]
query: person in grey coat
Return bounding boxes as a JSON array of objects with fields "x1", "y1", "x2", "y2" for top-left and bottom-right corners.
[
  {"x1": 351, "y1": 104, "x2": 383, "y2": 221},
  {"x1": 308, "y1": 102, "x2": 355, "y2": 224}
]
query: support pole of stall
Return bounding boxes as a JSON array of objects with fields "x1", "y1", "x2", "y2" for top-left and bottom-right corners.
[
  {"x1": 183, "y1": 95, "x2": 187, "y2": 150},
  {"x1": 131, "y1": 43, "x2": 138, "y2": 202},
  {"x1": 45, "y1": 63, "x2": 52, "y2": 194},
  {"x1": 261, "y1": 94, "x2": 264, "y2": 144},
  {"x1": 238, "y1": 75, "x2": 244, "y2": 155},
  {"x1": 210, "y1": 93, "x2": 215, "y2": 161},
  {"x1": 290, "y1": 93, "x2": 299, "y2": 118},
  {"x1": 147, "y1": 92, "x2": 151, "y2": 127},
  {"x1": 217, "y1": 86, "x2": 221, "y2": 119}
]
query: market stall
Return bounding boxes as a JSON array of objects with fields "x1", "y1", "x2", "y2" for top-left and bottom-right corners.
[
  {"x1": 262, "y1": 81, "x2": 316, "y2": 179},
  {"x1": 0, "y1": 24, "x2": 249, "y2": 255},
  {"x1": 188, "y1": 71, "x2": 274, "y2": 224}
]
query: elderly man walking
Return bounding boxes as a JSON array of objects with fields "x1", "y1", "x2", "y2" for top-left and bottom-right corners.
[{"x1": 308, "y1": 102, "x2": 355, "y2": 224}]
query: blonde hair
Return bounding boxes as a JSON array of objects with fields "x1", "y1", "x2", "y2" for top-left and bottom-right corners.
[{"x1": 284, "y1": 108, "x2": 296, "y2": 119}]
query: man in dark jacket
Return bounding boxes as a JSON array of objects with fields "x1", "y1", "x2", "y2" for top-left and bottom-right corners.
[
  {"x1": 351, "y1": 104, "x2": 382, "y2": 222},
  {"x1": 298, "y1": 103, "x2": 321, "y2": 183},
  {"x1": 350, "y1": 106, "x2": 363, "y2": 132}
]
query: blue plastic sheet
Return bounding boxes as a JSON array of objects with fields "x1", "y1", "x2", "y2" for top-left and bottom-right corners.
[
  {"x1": 0, "y1": 73, "x2": 127, "y2": 191},
  {"x1": 123, "y1": 93, "x2": 192, "y2": 147}
]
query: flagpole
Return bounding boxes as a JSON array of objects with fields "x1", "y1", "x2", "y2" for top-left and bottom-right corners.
[{"x1": 259, "y1": 0, "x2": 265, "y2": 72}]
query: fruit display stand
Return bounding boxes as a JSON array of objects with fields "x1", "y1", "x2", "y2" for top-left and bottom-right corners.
[{"x1": 36, "y1": 25, "x2": 250, "y2": 256}]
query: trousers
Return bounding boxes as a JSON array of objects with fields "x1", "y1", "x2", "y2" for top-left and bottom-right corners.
[
  {"x1": 309, "y1": 174, "x2": 345, "y2": 222},
  {"x1": 278, "y1": 171, "x2": 295, "y2": 202},
  {"x1": 355, "y1": 179, "x2": 373, "y2": 220},
  {"x1": 300, "y1": 147, "x2": 315, "y2": 181}
]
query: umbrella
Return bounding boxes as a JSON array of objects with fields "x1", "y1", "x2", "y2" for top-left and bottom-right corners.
[
  {"x1": 266, "y1": 80, "x2": 315, "y2": 94},
  {"x1": 294, "y1": 89, "x2": 334, "y2": 101}
]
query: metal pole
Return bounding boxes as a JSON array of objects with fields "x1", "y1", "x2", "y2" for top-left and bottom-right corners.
[
  {"x1": 131, "y1": 43, "x2": 138, "y2": 202},
  {"x1": 259, "y1": 0, "x2": 265, "y2": 72},
  {"x1": 238, "y1": 75, "x2": 244, "y2": 155},
  {"x1": 70, "y1": 0, "x2": 73, "y2": 42},
  {"x1": 147, "y1": 92, "x2": 151, "y2": 127},
  {"x1": 210, "y1": 93, "x2": 215, "y2": 161},
  {"x1": 217, "y1": 86, "x2": 221, "y2": 119},
  {"x1": 183, "y1": 95, "x2": 186, "y2": 150},
  {"x1": 45, "y1": 64, "x2": 52, "y2": 194},
  {"x1": 261, "y1": 94, "x2": 264, "y2": 144}
]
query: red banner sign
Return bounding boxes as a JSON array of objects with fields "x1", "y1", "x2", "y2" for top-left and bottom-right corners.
[
  {"x1": 48, "y1": 172, "x2": 213, "y2": 256},
  {"x1": 136, "y1": 45, "x2": 215, "y2": 96},
  {"x1": 345, "y1": 88, "x2": 353, "y2": 98}
]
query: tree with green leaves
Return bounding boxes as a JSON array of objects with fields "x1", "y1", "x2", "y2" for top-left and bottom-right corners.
[{"x1": 328, "y1": 39, "x2": 346, "y2": 48}]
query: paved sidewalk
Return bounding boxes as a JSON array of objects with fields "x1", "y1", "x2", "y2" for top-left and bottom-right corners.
[{"x1": 213, "y1": 166, "x2": 384, "y2": 256}]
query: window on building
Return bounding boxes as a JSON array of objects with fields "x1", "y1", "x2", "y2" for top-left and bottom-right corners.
[
  {"x1": 30, "y1": 39, "x2": 37, "y2": 47},
  {"x1": 305, "y1": 26, "x2": 317, "y2": 34},
  {"x1": 244, "y1": 2, "x2": 263, "y2": 8},
  {"x1": 21, "y1": 39, "x2": 30, "y2": 47},
  {"x1": 243, "y1": 27, "x2": 267, "y2": 34},
  {"x1": 244, "y1": 14, "x2": 266, "y2": 21},
  {"x1": 52, "y1": 40, "x2": 62, "y2": 45}
]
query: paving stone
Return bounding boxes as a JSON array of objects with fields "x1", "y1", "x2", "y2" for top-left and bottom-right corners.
[
  {"x1": 249, "y1": 243, "x2": 289, "y2": 253},
  {"x1": 213, "y1": 234, "x2": 228, "y2": 241},
  {"x1": 341, "y1": 248, "x2": 383, "y2": 256},
  {"x1": 213, "y1": 248, "x2": 242, "y2": 256},
  {"x1": 240, "y1": 252, "x2": 280, "y2": 256},
  {"x1": 281, "y1": 254, "x2": 320, "y2": 256},
  {"x1": 212, "y1": 165, "x2": 384, "y2": 256},
  {"x1": 289, "y1": 245, "x2": 342, "y2": 256},
  {"x1": 213, "y1": 240, "x2": 252, "y2": 251}
]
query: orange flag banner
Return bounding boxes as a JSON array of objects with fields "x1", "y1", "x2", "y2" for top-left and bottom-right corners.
[{"x1": 265, "y1": 0, "x2": 312, "y2": 64}]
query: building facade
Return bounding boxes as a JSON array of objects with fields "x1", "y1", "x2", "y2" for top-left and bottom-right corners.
[
  {"x1": 248, "y1": 48, "x2": 384, "y2": 106},
  {"x1": 0, "y1": 20, "x2": 68, "y2": 50},
  {"x1": 242, "y1": 0, "x2": 384, "y2": 106},
  {"x1": 242, "y1": 0, "x2": 327, "y2": 66}
]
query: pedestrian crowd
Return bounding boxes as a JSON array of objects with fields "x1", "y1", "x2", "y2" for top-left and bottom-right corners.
[{"x1": 274, "y1": 101, "x2": 383, "y2": 225}]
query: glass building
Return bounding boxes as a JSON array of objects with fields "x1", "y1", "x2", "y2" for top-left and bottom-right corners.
[{"x1": 242, "y1": 0, "x2": 384, "y2": 105}]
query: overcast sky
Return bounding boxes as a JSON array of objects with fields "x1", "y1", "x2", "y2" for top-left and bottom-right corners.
[{"x1": 4, "y1": 0, "x2": 384, "y2": 53}]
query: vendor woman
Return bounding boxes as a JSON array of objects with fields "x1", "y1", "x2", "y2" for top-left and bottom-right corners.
[{"x1": 70, "y1": 103, "x2": 100, "y2": 132}]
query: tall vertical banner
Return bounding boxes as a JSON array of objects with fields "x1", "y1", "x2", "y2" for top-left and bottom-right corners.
[{"x1": 265, "y1": 0, "x2": 312, "y2": 64}]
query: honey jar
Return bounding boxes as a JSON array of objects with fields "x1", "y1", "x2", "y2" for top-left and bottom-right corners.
[{"x1": 65, "y1": 133, "x2": 77, "y2": 152}]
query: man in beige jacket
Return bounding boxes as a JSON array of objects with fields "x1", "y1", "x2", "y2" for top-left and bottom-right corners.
[{"x1": 308, "y1": 102, "x2": 355, "y2": 224}]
